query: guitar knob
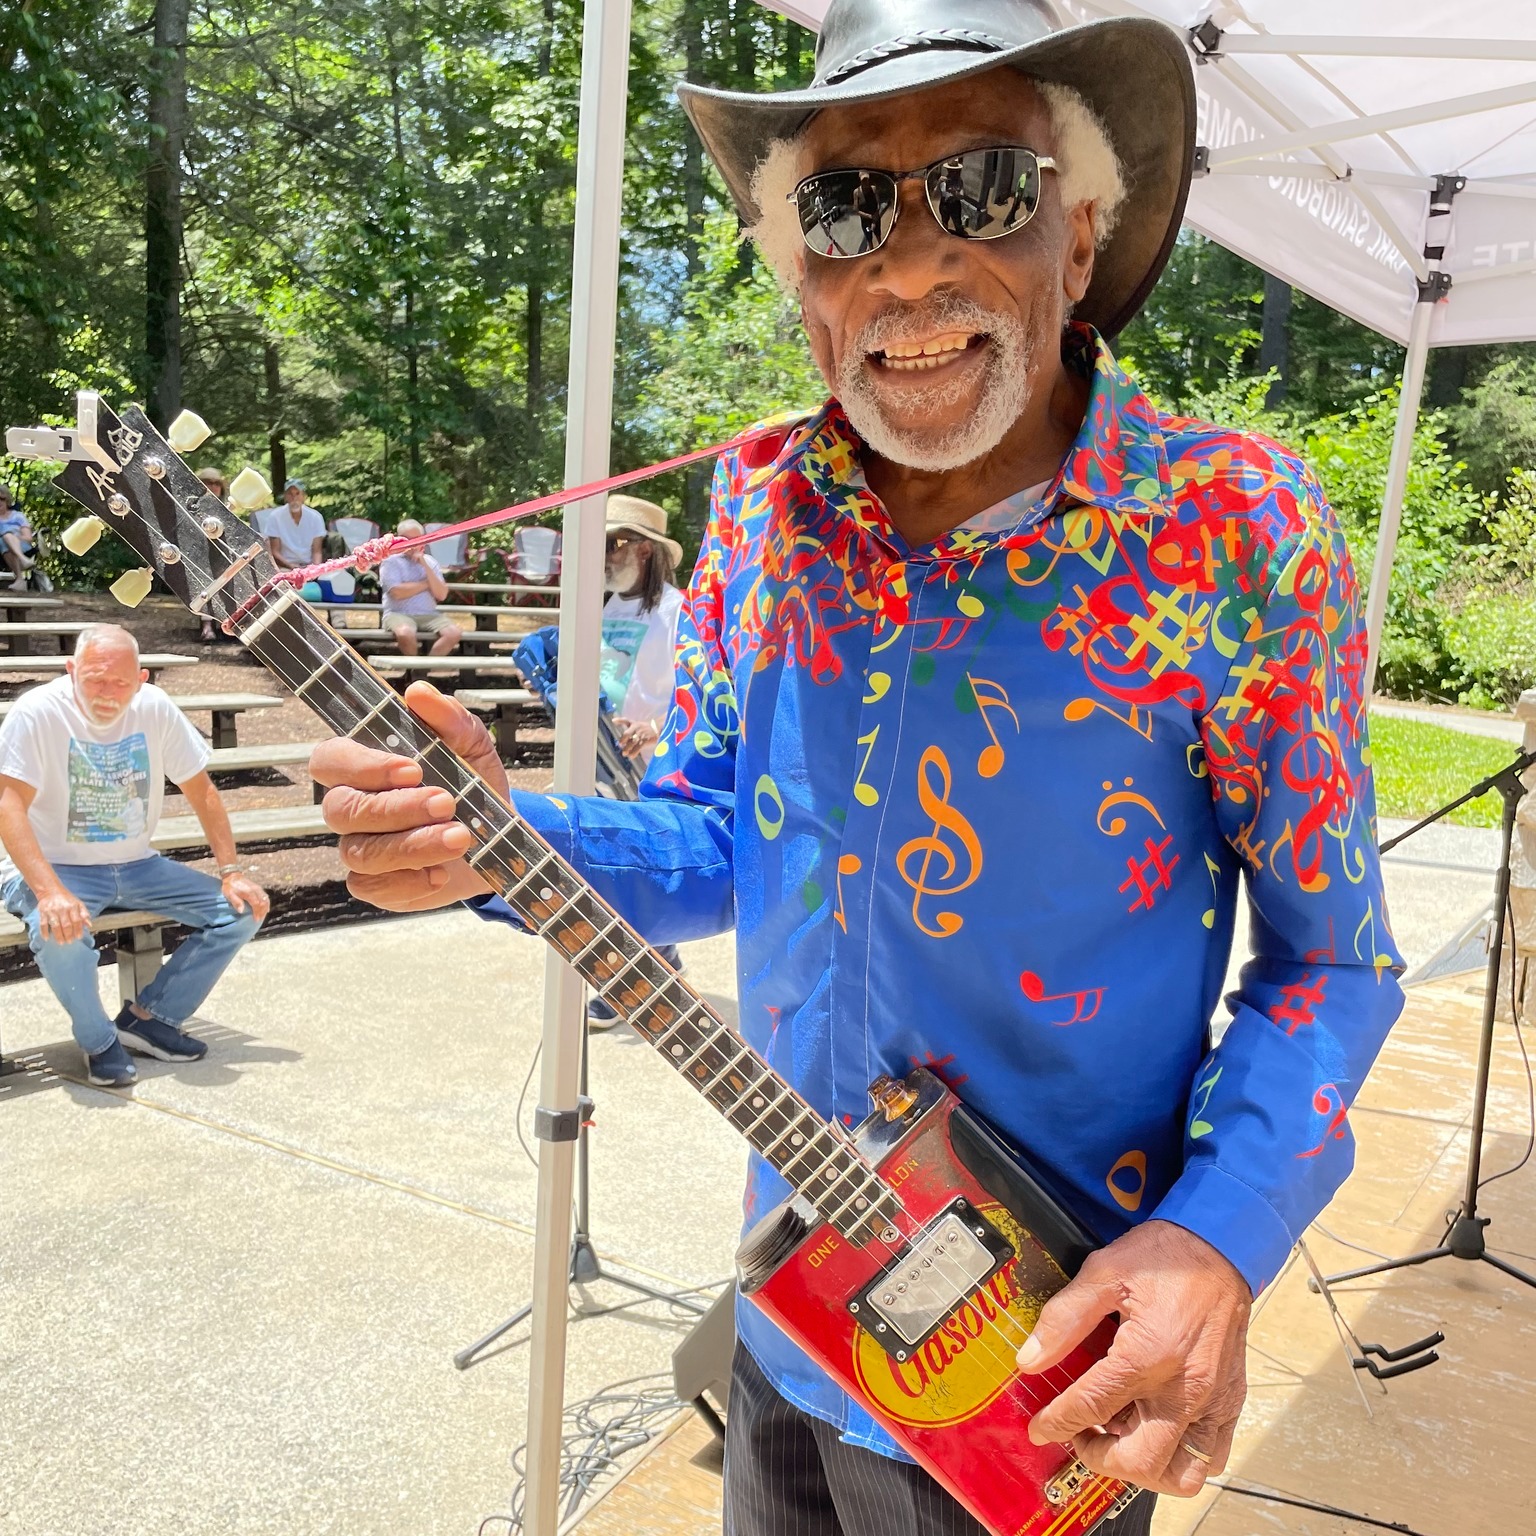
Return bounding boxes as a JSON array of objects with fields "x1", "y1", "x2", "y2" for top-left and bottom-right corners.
[
  {"x1": 109, "y1": 568, "x2": 154, "y2": 608},
  {"x1": 227, "y1": 465, "x2": 271, "y2": 511},
  {"x1": 61, "y1": 516, "x2": 105, "y2": 554},
  {"x1": 167, "y1": 409, "x2": 211, "y2": 453}
]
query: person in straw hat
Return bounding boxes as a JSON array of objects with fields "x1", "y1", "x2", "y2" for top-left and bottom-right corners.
[
  {"x1": 599, "y1": 494, "x2": 685, "y2": 767},
  {"x1": 313, "y1": 3, "x2": 1403, "y2": 1528}
]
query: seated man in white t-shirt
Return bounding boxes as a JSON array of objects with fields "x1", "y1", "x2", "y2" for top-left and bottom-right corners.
[
  {"x1": 380, "y1": 519, "x2": 464, "y2": 656},
  {"x1": 264, "y1": 478, "x2": 326, "y2": 572},
  {"x1": 0, "y1": 625, "x2": 270, "y2": 1087}
]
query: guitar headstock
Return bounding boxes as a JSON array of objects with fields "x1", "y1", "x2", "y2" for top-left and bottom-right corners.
[{"x1": 5, "y1": 392, "x2": 275, "y2": 628}]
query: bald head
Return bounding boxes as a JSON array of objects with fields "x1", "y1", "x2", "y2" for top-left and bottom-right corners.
[
  {"x1": 74, "y1": 624, "x2": 140, "y2": 665},
  {"x1": 68, "y1": 625, "x2": 147, "y2": 726}
]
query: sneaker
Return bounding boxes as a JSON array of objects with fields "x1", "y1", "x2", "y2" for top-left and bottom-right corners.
[
  {"x1": 587, "y1": 995, "x2": 622, "y2": 1032},
  {"x1": 84, "y1": 1039, "x2": 137, "y2": 1087},
  {"x1": 115, "y1": 1006, "x2": 209, "y2": 1062}
]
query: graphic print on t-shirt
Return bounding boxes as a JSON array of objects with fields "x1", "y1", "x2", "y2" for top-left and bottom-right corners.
[
  {"x1": 66, "y1": 733, "x2": 151, "y2": 843},
  {"x1": 599, "y1": 618, "x2": 648, "y2": 714}
]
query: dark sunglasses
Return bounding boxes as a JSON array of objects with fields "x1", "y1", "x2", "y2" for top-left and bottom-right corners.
[{"x1": 790, "y1": 145, "x2": 1057, "y2": 260}]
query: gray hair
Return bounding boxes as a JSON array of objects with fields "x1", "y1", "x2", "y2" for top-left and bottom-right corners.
[
  {"x1": 74, "y1": 624, "x2": 140, "y2": 664},
  {"x1": 745, "y1": 79, "x2": 1127, "y2": 294}
]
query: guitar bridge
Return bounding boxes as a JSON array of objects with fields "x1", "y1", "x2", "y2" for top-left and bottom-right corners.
[
  {"x1": 846, "y1": 1197, "x2": 1012, "y2": 1363},
  {"x1": 1045, "y1": 1460, "x2": 1139, "y2": 1518}
]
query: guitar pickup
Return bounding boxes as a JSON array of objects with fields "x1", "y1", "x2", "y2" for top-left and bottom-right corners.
[{"x1": 847, "y1": 1197, "x2": 1012, "y2": 1363}]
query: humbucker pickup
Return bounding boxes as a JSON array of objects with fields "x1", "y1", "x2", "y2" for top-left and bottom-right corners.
[{"x1": 846, "y1": 1197, "x2": 1014, "y2": 1362}]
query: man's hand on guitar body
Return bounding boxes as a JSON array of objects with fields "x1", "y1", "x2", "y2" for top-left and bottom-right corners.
[
  {"x1": 1018, "y1": 1219, "x2": 1251, "y2": 1498},
  {"x1": 309, "y1": 682, "x2": 503, "y2": 910}
]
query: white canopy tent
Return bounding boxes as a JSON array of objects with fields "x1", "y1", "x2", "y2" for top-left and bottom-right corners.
[
  {"x1": 776, "y1": 0, "x2": 1536, "y2": 694},
  {"x1": 523, "y1": 5, "x2": 1536, "y2": 1530}
]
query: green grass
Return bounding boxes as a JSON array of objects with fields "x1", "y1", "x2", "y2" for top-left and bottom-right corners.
[{"x1": 1367, "y1": 713, "x2": 1515, "y2": 829}]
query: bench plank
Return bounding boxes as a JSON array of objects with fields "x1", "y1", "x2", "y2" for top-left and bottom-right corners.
[
  {"x1": 207, "y1": 742, "x2": 315, "y2": 771},
  {"x1": 0, "y1": 652, "x2": 196, "y2": 677},
  {"x1": 152, "y1": 803, "x2": 328, "y2": 852}
]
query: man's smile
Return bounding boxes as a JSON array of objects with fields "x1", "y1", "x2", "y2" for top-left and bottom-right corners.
[{"x1": 870, "y1": 330, "x2": 987, "y2": 374}]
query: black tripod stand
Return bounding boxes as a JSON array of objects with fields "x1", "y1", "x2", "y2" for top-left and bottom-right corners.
[
  {"x1": 453, "y1": 1019, "x2": 707, "y2": 1371},
  {"x1": 1319, "y1": 746, "x2": 1536, "y2": 1293}
]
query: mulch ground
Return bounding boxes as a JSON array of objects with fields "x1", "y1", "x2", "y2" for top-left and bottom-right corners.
[{"x1": 0, "y1": 592, "x2": 555, "y2": 949}]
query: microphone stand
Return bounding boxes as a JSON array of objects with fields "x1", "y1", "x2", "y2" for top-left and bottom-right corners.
[{"x1": 1318, "y1": 746, "x2": 1536, "y2": 1292}]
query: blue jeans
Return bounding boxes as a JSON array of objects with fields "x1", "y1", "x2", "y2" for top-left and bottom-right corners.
[{"x1": 3, "y1": 856, "x2": 262, "y2": 1055}]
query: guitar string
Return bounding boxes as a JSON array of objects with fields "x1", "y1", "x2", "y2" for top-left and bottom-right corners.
[{"x1": 112, "y1": 473, "x2": 1122, "y2": 1488}]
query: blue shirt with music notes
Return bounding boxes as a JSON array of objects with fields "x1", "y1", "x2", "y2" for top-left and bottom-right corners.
[{"x1": 474, "y1": 325, "x2": 1405, "y2": 1458}]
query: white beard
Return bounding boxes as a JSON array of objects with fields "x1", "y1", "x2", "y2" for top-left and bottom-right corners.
[
  {"x1": 605, "y1": 548, "x2": 644, "y2": 593},
  {"x1": 835, "y1": 294, "x2": 1036, "y2": 473}
]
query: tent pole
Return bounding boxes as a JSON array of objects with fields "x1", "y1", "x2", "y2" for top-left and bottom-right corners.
[
  {"x1": 1363, "y1": 296, "x2": 1434, "y2": 700},
  {"x1": 522, "y1": 0, "x2": 633, "y2": 1531}
]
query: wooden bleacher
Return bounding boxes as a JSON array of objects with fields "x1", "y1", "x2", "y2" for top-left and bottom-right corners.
[
  {"x1": 0, "y1": 652, "x2": 197, "y2": 681},
  {"x1": 455, "y1": 687, "x2": 539, "y2": 758},
  {"x1": 0, "y1": 620, "x2": 91, "y2": 655},
  {"x1": 0, "y1": 691, "x2": 285, "y2": 748},
  {"x1": 0, "y1": 594, "x2": 63, "y2": 624}
]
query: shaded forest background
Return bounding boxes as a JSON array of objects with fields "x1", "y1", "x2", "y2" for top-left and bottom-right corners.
[{"x1": 6, "y1": 0, "x2": 1536, "y2": 703}]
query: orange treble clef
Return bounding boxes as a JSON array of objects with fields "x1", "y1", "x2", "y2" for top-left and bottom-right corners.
[{"x1": 895, "y1": 746, "x2": 983, "y2": 938}]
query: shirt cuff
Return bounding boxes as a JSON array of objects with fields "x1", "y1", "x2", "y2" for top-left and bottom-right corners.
[
  {"x1": 461, "y1": 791, "x2": 578, "y2": 933},
  {"x1": 1148, "y1": 1162, "x2": 1295, "y2": 1297}
]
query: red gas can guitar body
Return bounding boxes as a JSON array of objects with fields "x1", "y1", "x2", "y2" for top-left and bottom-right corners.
[{"x1": 738, "y1": 1069, "x2": 1135, "y2": 1536}]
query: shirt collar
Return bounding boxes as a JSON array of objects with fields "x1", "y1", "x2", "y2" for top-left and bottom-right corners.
[{"x1": 771, "y1": 324, "x2": 1174, "y2": 554}]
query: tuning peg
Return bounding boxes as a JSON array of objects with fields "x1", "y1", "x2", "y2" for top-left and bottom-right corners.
[
  {"x1": 167, "y1": 410, "x2": 211, "y2": 454},
  {"x1": 61, "y1": 516, "x2": 106, "y2": 555},
  {"x1": 109, "y1": 568, "x2": 154, "y2": 608},
  {"x1": 228, "y1": 466, "x2": 272, "y2": 511}
]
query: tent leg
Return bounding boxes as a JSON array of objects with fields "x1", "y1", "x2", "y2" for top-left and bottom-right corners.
[
  {"x1": 1363, "y1": 297, "x2": 1434, "y2": 698},
  {"x1": 522, "y1": 0, "x2": 634, "y2": 1532}
]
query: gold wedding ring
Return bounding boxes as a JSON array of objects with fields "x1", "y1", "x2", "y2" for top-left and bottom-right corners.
[{"x1": 1181, "y1": 1440, "x2": 1213, "y2": 1466}]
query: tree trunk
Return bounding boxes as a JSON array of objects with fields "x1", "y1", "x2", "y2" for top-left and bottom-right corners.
[
  {"x1": 1427, "y1": 345, "x2": 1470, "y2": 408},
  {"x1": 145, "y1": 0, "x2": 191, "y2": 430},
  {"x1": 682, "y1": 0, "x2": 707, "y2": 282},
  {"x1": 526, "y1": 0, "x2": 555, "y2": 453},
  {"x1": 264, "y1": 340, "x2": 286, "y2": 490},
  {"x1": 1259, "y1": 272, "x2": 1292, "y2": 408}
]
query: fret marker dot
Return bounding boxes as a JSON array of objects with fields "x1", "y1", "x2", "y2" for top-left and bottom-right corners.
[
  {"x1": 671, "y1": 1045, "x2": 684, "y2": 1057},
  {"x1": 855, "y1": 1197, "x2": 868, "y2": 1209},
  {"x1": 791, "y1": 1133, "x2": 804, "y2": 1146},
  {"x1": 470, "y1": 817, "x2": 483, "y2": 831},
  {"x1": 540, "y1": 888, "x2": 553, "y2": 900},
  {"x1": 385, "y1": 733, "x2": 401, "y2": 748},
  {"x1": 751, "y1": 1095, "x2": 765, "y2": 1109},
  {"x1": 825, "y1": 1170, "x2": 838, "y2": 1182}
]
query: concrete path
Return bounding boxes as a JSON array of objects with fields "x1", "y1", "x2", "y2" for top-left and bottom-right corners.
[
  {"x1": 0, "y1": 912, "x2": 746, "y2": 1536},
  {"x1": 1372, "y1": 697, "x2": 1524, "y2": 743}
]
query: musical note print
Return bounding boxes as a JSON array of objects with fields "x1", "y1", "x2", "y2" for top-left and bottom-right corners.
[
  {"x1": 961, "y1": 673, "x2": 1018, "y2": 778},
  {"x1": 896, "y1": 746, "x2": 983, "y2": 938},
  {"x1": 754, "y1": 774, "x2": 785, "y2": 840},
  {"x1": 1201, "y1": 853, "x2": 1221, "y2": 929},
  {"x1": 833, "y1": 852, "x2": 862, "y2": 933},
  {"x1": 1096, "y1": 777, "x2": 1167, "y2": 837},
  {"x1": 1019, "y1": 969, "x2": 1105, "y2": 1026},
  {"x1": 1190, "y1": 1065, "x2": 1222, "y2": 1139},
  {"x1": 1063, "y1": 694, "x2": 1153, "y2": 742},
  {"x1": 1297, "y1": 1083, "x2": 1348, "y2": 1159},
  {"x1": 1106, "y1": 1149, "x2": 1147, "y2": 1211},
  {"x1": 853, "y1": 727, "x2": 881, "y2": 807}
]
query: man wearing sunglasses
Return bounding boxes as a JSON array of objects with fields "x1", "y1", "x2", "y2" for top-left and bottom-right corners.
[{"x1": 311, "y1": 2, "x2": 1403, "y2": 1532}]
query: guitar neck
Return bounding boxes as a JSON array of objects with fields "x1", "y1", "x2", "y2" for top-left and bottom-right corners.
[{"x1": 235, "y1": 589, "x2": 895, "y2": 1244}]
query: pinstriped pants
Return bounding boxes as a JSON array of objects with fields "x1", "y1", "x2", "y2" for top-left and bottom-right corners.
[{"x1": 723, "y1": 1346, "x2": 1156, "y2": 1536}]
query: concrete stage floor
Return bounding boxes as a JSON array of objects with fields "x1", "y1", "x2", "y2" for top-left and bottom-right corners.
[{"x1": 3, "y1": 899, "x2": 1534, "y2": 1534}]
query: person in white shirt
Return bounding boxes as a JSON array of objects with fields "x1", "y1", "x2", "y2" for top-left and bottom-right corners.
[
  {"x1": 380, "y1": 518, "x2": 464, "y2": 656},
  {"x1": 588, "y1": 496, "x2": 686, "y2": 1029},
  {"x1": 265, "y1": 478, "x2": 326, "y2": 571},
  {"x1": 0, "y1": 625, "x2": 269, "y2": 1087},
  {"x1": 599, "y1": 495, "x2": 685, "y2": 767}
]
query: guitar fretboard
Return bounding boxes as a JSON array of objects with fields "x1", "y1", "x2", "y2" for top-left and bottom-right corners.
[{"x1": 237, "y1": 588, "x2": 898, "y2": 1245}]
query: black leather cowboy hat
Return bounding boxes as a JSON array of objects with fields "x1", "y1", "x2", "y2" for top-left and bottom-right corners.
[{"x1": 677, "y1": 0, "x2": 1195, "y2": 339}]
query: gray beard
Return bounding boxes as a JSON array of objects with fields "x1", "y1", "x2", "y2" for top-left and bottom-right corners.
[{"x1": 835, "y1": 295, "x2": 1036, "y2": 473}]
